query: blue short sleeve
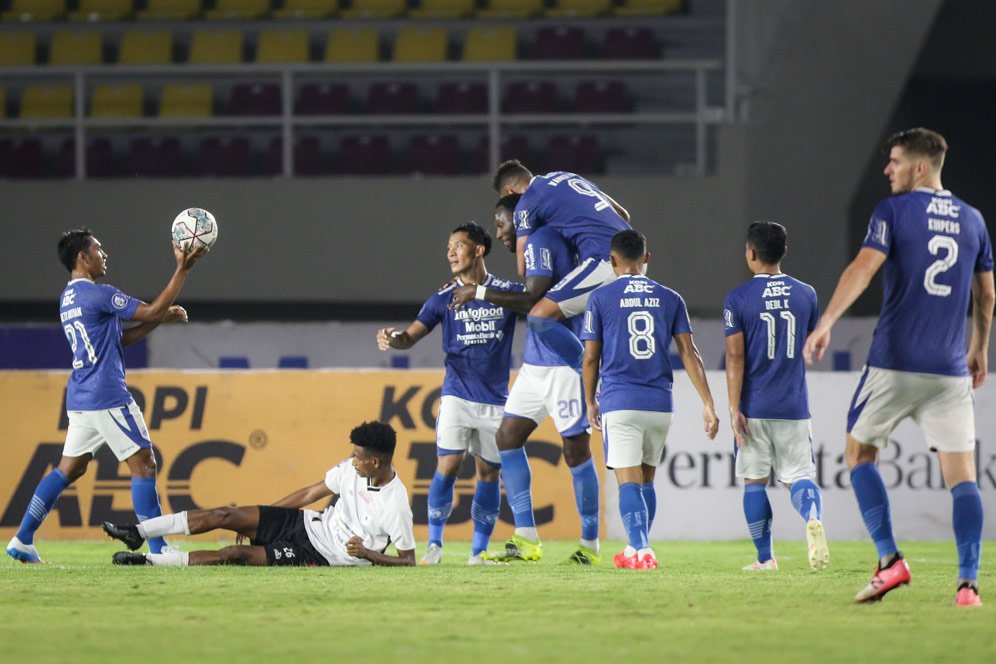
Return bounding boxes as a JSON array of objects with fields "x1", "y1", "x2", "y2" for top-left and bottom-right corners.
[
  {"x1": 580, "y1": 295, "x2": 602, "y2": 342},
  {"x1": 97, "y1": 284, "x2": 140, "y2": 320},
  {"x1": 862, "y1": 199, "x2": 893, "y2": 255},
  {"x1": 415, "y1": 292, "x2": 444, "y2": 331},
  {"x1": 976, "y1": 220, "x2": 994, "y2": 272},
  {"x1": 672, "y1": 293, "x2": 692, "y2": 336},
  {"x1": 722, "y1": 291, "x2": 742, "y2": 337}
]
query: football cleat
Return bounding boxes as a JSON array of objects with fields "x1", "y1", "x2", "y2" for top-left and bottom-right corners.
[
  {"x1": 101, "y1": 522, "x2": 145, "y2": 551},
  {"x1": 560, "y1": 545, "x2": 601, "y2": 567},
  {"x1": 113, "y1": 551, "x2": 151, "y2": 566},
  {"x1": 6, "y1": 536, "x2": 46, "y2": 564},
  {"x1": 806, "y1": 519, "x2": 830, "y2": 571},
  {"x1": 855, "y1": 555, "x2": 911, "y2": 603},
  {"x1": 418, "y1": 543, "x2": 442, "y2": 565},
  {"x1": 742, "y1": 558, "x2": 778, "y2": 571},
  {"x1": 467, "y1": 552, "x2": 505, "y2": 566},
  {"x1": 495, "y1": 534, "x2": 542, "y2": 562},
  {"x1": 613, "y1": 550, "x2": 657, "y2": 570},
  {"x1": 955, "y1": 583, "x2": 982, "y2": 607}
]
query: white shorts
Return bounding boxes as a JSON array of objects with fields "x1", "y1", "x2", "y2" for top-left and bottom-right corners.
[
  {"x1": 847, "y1": 366, "x2": 975, "y2": 452},
  {"x1": 64, "y1": 399, "x2": 152, "y2": 461},
  {"x1": 504, "y1": 363, "x2": 589, "y2": 437},
  {"x1": 602, "y1": 410, "x2": 671, "y2": 469},
  {"x1": 436, "y1": 395, "x2": 503, "y2": 466},
  {"x1": 546, "y1": 257, "x2": 617, "y2": 318},
  {"x1": 735, "y1": 418, "x2": 815, "y2": 484}
]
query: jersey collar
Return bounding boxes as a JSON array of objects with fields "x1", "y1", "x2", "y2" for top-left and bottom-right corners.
[
  {"x1": 456, "y1": 273, "x2": 492, "y2": 288},
  {"x1": 753, "y1": 273, "x2": 785, "y2": 278},
  {"x1": 67, "y1": 278, "x2": 94, "y2": 285},
  {"x1": 914, "y1": 187, "x2": 951, "y2": 196}
]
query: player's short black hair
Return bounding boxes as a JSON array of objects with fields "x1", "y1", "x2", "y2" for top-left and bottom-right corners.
[
  {"x1": 610, "y1": 229, "x2": 647, "y2": 261},
  {"x1": 350, "y1": 421, "x2": 397, "y2": 462},
  {"x1": 886, "y1": 128, "x2": 947, "y2": 169},
  {"x1": 57, "y1": 228, "x2": 94, "y2": 272},
  {"x1": 746, "y1": 221, "x2": 787, "y2": 265},
  {"x1": 452, "y1": 221, "x2": 492, "y2": 257},
  {"x1": 495, "y1": 193, "x2": 521, "y2": 214},
  {"x1": 491, "y1": 159, "x2": 532, "y2": 193}
]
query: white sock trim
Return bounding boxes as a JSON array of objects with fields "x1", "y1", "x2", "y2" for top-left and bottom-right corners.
[
  {"x1": 147, "y1": 551, "x2": 189, "y2": 567},
  {"x1": 137, "y1": 511, "x2": 190, "y2": 539}
]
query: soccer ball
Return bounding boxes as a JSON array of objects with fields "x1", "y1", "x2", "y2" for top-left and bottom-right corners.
[{"x1": 171, "y1": 208, "x2": 218, "y2": 251}]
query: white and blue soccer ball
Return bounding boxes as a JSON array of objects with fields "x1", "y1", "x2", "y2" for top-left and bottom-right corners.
[{"x1": 171, "y1": 208, "x2": 218, "y2": 251}]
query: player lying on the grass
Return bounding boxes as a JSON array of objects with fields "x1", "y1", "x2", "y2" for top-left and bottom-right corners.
[
  {"x1": 582, "y1": 229, "x2": 719, "y2": 570},
  {"x1": 723, "y1": 221, "x2": 828, "y2": 572},
  {"x1": 104, "y1": 421, "x2": 416, "y2": 567},
  {"x1": 7, "y1": 228, "x2": 206, "y2": 565},
  {"x1": 450, "y1": 196, "x2": 600, "y2": 566},
  {"x1": 805, "y1": 128, "x2": 993, "y2": 606}
]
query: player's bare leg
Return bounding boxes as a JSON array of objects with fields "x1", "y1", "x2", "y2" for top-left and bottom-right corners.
[
  {"x1": 114, "y1": 544, "x2": 269, "y2": 566},
  {"x1": 939, "y1": 451, "x2": 983, "y2": 606}
]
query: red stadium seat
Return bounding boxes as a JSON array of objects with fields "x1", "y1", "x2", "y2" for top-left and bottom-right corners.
[
  {"x1": 86, "y1": 137, "x2": 116, "y2": 177},
  {"x1": 367, "y1": 82, "x2": 421, "y2": 114},
  {"x1": 332, "y1": 134, "x2": 393, "y2": 175},
  {"x1": 229, "y1": 83, "x2": 281, "y2": 116},
  {"x1": 502, "y1": 81, "x2": 560, "y2": 114},
  {"x1": 404, "y1": 134, "x2": 462, "y2": 175},
  {"x1": 435, "y1": 81, "x2": 487, "y2": 115},
  {"x1": 575, "y1": 80, "x2": 631, "y2": 113},
  {"x1": 10, "y1": 138, "x2": 44, "y2": 178},
  {"x1": 266, "y1": 135, "x2": 331, "y2": 175},
  {"x1": 546, "y1": 134, "x2": 603, "y2": 174},
  {"x1": 296, "y1": 82, "x2": 350, "y2": 115},
  {"x1": 601, "y1": 27, "x2": 659, "y2": 59},
  {"x1": 126, "y1": 136, "x2": 183, "y2": 177},
  {"x1": 470, "y1": 133, "x2": 532, "y2": 173},
  {"x1": 530, "y1": 25, "x2": 587, "y2": 60},
  {"x1": 197, "y1": 136, "x2": 253, "y2": 176}
]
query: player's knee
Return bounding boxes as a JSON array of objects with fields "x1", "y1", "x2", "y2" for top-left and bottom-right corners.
[
  {"x1": 562, "y1": 437, "x2": 591, "y2": 467},
  {"x1": 61, "y1": 462, "x2": 87, "y2": 483},
  {"x1": 845, "y1": 441, "x2": 877, "y2": 469},
  {"x1": 477, "y1": 465, "x2": 500, "y2": 483}
]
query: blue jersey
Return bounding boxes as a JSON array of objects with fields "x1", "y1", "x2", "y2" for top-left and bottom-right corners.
[
  {"x1": 514, "y1": 171, "x2": 630, "y2": 262},
  {"x1": 863, "y1": 188, "x2": 993, "y2": 376},
  {"x1": 581, "y1": 274, "x2": 692, "y2": 413},
  {"x1": 416, "y1": 273, "x2": 523, "y2": 406},
  {"x1": 723, "y1": 274, "x2": 818, "y2": 420},
  {"x1": 522, "y1": 227, "x2": 582, "y2": 367},
  {"x1": 59, "y1": 279, "x2": 140, "y2": 411}
]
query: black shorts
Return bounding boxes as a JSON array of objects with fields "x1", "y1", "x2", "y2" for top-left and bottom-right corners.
[{"x1": 251, "y1": 506, "x2": 329, "y2": 567}]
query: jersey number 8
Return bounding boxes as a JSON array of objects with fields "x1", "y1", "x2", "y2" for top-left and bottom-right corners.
[{"x1": 627, "y1": 311, "x2": 656, "y2": 360}]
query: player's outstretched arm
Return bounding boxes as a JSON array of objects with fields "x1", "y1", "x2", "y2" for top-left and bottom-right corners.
[
  {"x1": 724, "y1": 332, "x2": 749, "y2": 446},
  {"x1": 804, "y1": 247, "x2": 886, "y2": 364},
  {"x1": 450, "y1": 275, "x2": 552, "y2": 313},
  {"x1": 131, "y1": 243, "x2": 207, "y2": 323},
  {"x1": 271, "y1": 481, "x2": 334, "y2": 510},
  {"x1": 121, "y1": 305, "x2": 188, "y2": 347},
  {"x1": 674, "y1": 333, "x2": 719, "y2": 440},
  {"x1": 345, "y1": 537, "x2": 415, "y2": 566},
  {"x1": 582, "y1": 339, "x2": 602, "y2": 431},
  {"x1": 377, "y1": 321, "x2": 430, "y2": 351},
  {"x1": 968, "y1": 270, "x2": 995, "y2": 388}
]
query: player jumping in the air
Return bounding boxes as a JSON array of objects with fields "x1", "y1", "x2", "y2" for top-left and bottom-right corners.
[
  {"x1": 724, "y1": 221, "x2": 828, "y2": 572},
  {"x1": 6, "y1": 228, "x2": 206, "y2": 564},
  {"x1": 805, "y1": 128, "x2": 994, "y2": 605}
]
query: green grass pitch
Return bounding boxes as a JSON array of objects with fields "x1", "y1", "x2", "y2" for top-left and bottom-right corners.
[{"x1": 2, "y1": 539, "x2": 993, "y2": 663}]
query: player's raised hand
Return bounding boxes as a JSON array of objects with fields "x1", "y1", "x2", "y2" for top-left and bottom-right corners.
[
  {"x1": 702, "y1": 404, "x2": 719, "y2": 440},
  {"x1": 345, "y1": 535, "x2": 367, "y2": 560},
  {"x1": 449, "y1": 285, "x2": 476, "y2": 311},
  {"x1": 587, "y1": 401, "x2": 601, "y2": 432},
  {"x1": 162, "y1": 305, "x2": 188, "y2": 324},
  {"x1": 803, "y1": 325, "x2": 830, "y2": 364},
  {"x1": 729, "y1": 408, "x2": 749, "y2": 447},
  {"x1": 173, "y1": 241, "x2": 208, "y2": 271}
]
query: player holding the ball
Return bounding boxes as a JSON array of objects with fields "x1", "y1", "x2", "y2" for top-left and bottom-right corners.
[{"x1": 6, "y1": 225, "x2": 208, "y2": 564}]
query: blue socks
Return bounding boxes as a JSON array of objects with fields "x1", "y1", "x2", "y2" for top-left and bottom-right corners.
[
  {"x1": 789, "y1": 478, "x2": 823, "y2": 522},
  {"x1": 743, "y1": 483, "x2": 773, "y2": 563},
  {"x1": 15, "y1": 468, "x2": 70, "y2": 545},
  {"x1": 427, "y1": 471, "x2": 456, "y2": 548},
  {"x1": 618, "y1": 482, "x2": 649, "y2": 550},
  {"x1": 471, "y1": 480, "x2": 500, "y2": 556},
  {"x1": 569, "y1": 458, "x2": 599, "y2": 542},
  {"x1": 526, "y1": 315, "x2": 583, "y2": 369},
  {"x1": 850, "y1": 462, "x2": 897, "y2": 560},
  {"x1": 499, "y1": 448, "x2": 535, "y2": 528},
  {"x1": 951, "y1": 481, "x2": 983, "y2": 581},
  {"x1": 131, "y1": 477, "x2": 168, "y2": 554},
  {"x1": 641, "y1": 482, "x2": 657, "y2": 530}
]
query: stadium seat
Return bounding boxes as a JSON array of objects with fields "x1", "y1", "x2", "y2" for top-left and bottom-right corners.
[
  {"x1": 613, "y1": 0, "x2": 682, "y2": 17},
  {"x1": 256, "y1": 29, "x2": 310, "y2": 63},
  {"x1": 197, "y1": 137, "x2": 253, "y2": 176},
  {"x1": 68, "y1": 0, "x2": 133, "y2": 22},
  {"x1": 404, "y1": 134, "x2": 462, "y2": 175},
  {"x1": 393, "y1": 27, "x2": 447, "y2": 62},
  {"x1": 545, "y1": 0, "x2": 610, "y2": 18},
  {"x1": 462, "y1": 26, "x2": 516, "y2": 62},
  {"x1": 159, "y1": 83, "x2": 212, "y2": 117},
  {"x1": 205, "y1": 0, "x2": 269, "y2": 20},
  {"x1": 502, "y1": 81, "x2": 560, "y2": 114},
  {"x1": 0, "y1": 32, "x2": 36, "y2": 66},
  {"x1": 136, "y1": 0, "x2": 201, "y2": 20},
  {"x1": 118, "y1": 29, "x2": 172, "y2": 65},
  {"x1": 476, "y1": 0, "x2": 542, "y2": 19},
  {"x1": 470, "y1": 132, "x2": 531, "y2": 173},
  {"x1": 272, "y1": 0, "x2": 336, "y2": 19},
  {"x1": 126, "y1": 136, "x2": 183, "y2": 176},
  {"x1": 90, "y1": 84, "x2": 143, "y2": 118},
  {"x1": 264, "y1": 135, "x2": 329, "y2": 175},
  {"x1": 0, "y1": 87, "x2": 5, "y2": 118},
  {"x1": 575, "y1": 80, "x2": 631, "y2": 113},
  {"x1": 547, "y1": 134, "x2": 602, "y2": 173},
  {"x1": 367, "y1": 82, "x2": 420, "y2": 114},
  {"x1": 601, "y1": 26, "x2": 659, "y2": 59},
  {"x1": 296, "y1": 82, "x2": 350, "y2": 115},
  {"x1": 20, "y1": 85, "x2": 73, "y2": 119},
  {"x1": 9, "y1": 138, "x2": 44, "y2": 178},
  {"x1": 409, "y1": 0, "x2": 473, "y2": 20},
  {"x1": 530, "y1": 26, "x2": 587, "y2": 60},
  {"x1": 332, "y1": 134, "x2": 393, "y2": 175},
  {"x1": 49, "y1": 30, "x2": 103, "y2": 66},
  {"x1": 340, "y1": 0, "x2": 404, "y2": 19},
  {"x1": 324, "y1": 28, "x2": 379, "y2": 63},
  {"x1": 230, "y1": 83, "x2": 281, "y2": 115},
  {"x1": 86, "y1": 137, "x2": 116, "y2": 177},
  {"x1": 188, "y1": 29, "x2": 243, "y2": 64},
  {"x1": 435, "y1": 81, "x2": 486, "y2": 115},
  {"x1": 2, "y1": 0, "x2": 65, "y2": 22},
  {"x1": 0, "y1": 139, "x2": 12, "y2": 177}
]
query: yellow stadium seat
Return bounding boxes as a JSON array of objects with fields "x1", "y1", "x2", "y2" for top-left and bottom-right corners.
[
  {"x1": 159, "y1": 83, "x2": 212, "y2": 117},
  {"x1": 20, "y1": 85, "x2": 73, "y2": 119},
  {"x1": 462, "y1": 26, "x2": 516, "y2": 61},
  {"x1": 0, "y1": 32, "x2": 36, "y2": 66},
  {"x1": 545, "y1": 0, "x2": 610, "y2": 18},
  {"x1": 68, "y1": 0, "x2": 133, "y2": 22},
  {"x1": 324, "y1": 28, "x2": 378, "y2": 63},
  {"x1": 204, "y1": 0, "x2": 269, "y2": 20},
  {"x1": 476, "y1": 0, "x2": 541, "y2": 19},
  {"x1": 49, "y1": 30, "x2": 103, "y2": 66},
  {"x1": 136, "y1": 0, "x2": 201, "y2": 20},
  {"x1": 256, "y1": 29, "x2": 309, "y2": 63},
  {"x1": 613, "y1": 0, "x2": 682, "y2": 16},
  {"x1": 272, "y1": 0, "x2": 336, "y2": 19},
  {"x1": 118, "y1": 29, "x2": 172, "y2": 64},
  {"x1": 393, "y1": 26, "x2": 447, "y2": 63},
  {"x1": 188, "y1": 29, "x2": 243, "y2": 64},
  {"x1": 340, "y1": 0, "x2": 404, "y2": 19},
  {"x1": 90, "y1": 84, "x2": 143, "y2": 118},
  {"x1": 409, "y1": 0, "x2": 473, "y2": 19},
  {"x1": 2, "y1": 0, "x2": 65, "y2": 22}
]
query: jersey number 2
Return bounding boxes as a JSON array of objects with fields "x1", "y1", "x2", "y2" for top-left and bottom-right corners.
[{"x1": 923, "y1": 235, "x2": 958, "y2": 297}]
